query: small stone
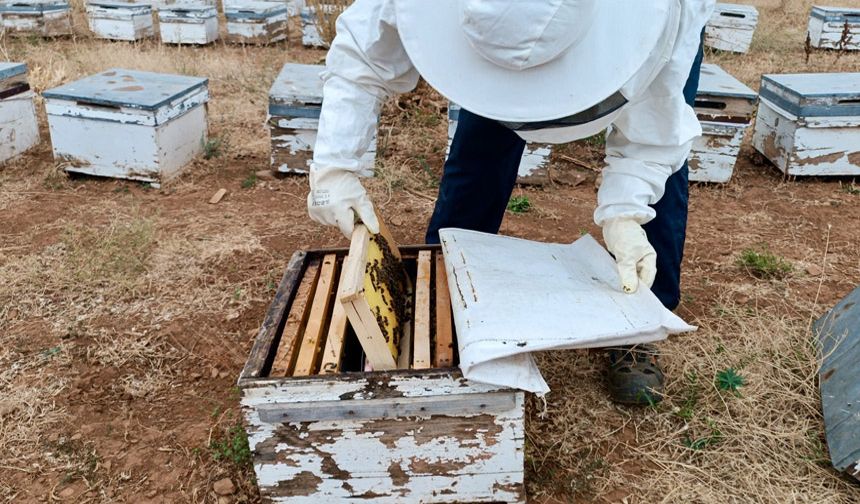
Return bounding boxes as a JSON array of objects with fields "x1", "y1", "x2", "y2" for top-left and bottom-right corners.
[
  {"x1": 226, "y1": 312, "x2": 240, "y2": 321},
  {"x1": 58, "y1": 487, "x2": 76, "y2": 499},
  {"x1": 213, "y1": 478, "x2": 236, "y2": 496},
  {"x1": 210, "y1": 367, "x2": 219, "y2": 379},
  {"x1": 255, "y1": 170, "x2": 275, "y2": 180},
  {"x1": 805, "y1": 264, "x2": 823, "y2": 276},
  {"x1": 218, "y1": 371, "x2": 229, "y2": 379},
  {"x1": 218, "y1": 497, "x2": 231, "y2": 504},
  {"x1": 145, "y1": 489, "x2": 158, "y2": 498}
]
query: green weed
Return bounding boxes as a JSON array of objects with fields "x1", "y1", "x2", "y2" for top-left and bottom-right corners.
[
  {"x1": 507, "y1": 195, "x2": 532, "y2": 214},
  {"x1": 203, "y1": 137, "x2": 224, "y2": 160},
  {"x1": 682, "y1": 419, "x2": 723, "y2": 451},
  {"x1": 842, "y1": 181, "x2": 860, "y2": 195},
  {"x1": 737, "y1": 247, "x2": 793, "y2": 279},
  {"x1": 209, "y1": 424, "x2": 252, "y2": 467},
  {"x1": 241, "y1": 172, "x2": 257, "y2": 189},
  {"x1": 716, "y1": 367, "x2": 746, "y2": 395}
]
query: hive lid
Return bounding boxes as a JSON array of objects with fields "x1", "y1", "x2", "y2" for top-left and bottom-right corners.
[
  {"x1": 697, "y1": 63, "x2": 757, "y2": 100},
  {"x1": 712, "y1": 2, "x2": 759, "y2": 21},
  {"x1": 0, "y1": 0, "x2": 69, "y2": 11},
  {"x1": 86, "y1": 1, "x2": 150, "y2": 9},
  {"x1": 811, "y1": 5, "x2": 860, "y2": 22},
  {"x1": 0, "y1": 62, "x2": 26, "y2": 82},
  {"x1": 760, "y1": 72, "x2": 860, "y2": 117},
  {"x1": 269, "y1": 63, "x2": 324, "y2": 113},
  {"x1": 43, "y1": 69, "x2": 208, "y2": 111},
  {"x1": 225, "y1": 1, "x2": 288, "y2": 18},
  {"x1": 158, "y1": 3, "x2": 216, "y2": 16}
]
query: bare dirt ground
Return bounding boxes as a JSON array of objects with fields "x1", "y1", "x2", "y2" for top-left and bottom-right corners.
[{"x1": 1, "y1": 0, "x2": 860, "y2": 502}]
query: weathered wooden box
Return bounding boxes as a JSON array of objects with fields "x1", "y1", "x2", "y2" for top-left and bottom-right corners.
[
  {"x1": 0, "y1": 62, "x2": 40, "y2": 164},
  {"x1": 704, "y1": 2, "x2": 759, "y2": 53},
  {"x1": 225, "y1": 2, "x2": 288, "y2": 45},
  {"x1": 269, "y1": 62, "x2": 376, "y2": 175},
  {"x1": 43, "y1": 69, "x2": 209, "y2": 186},
  {"x1": 689, "y1": 63, "x2": 757, "y2": 183},
  {"x1": 448, "y1": 101, "x2": 552, "y2": 185},
  {"x1": 86, "y1": 1, "x2": 154, "y2": 41},
  {"x1": 752, "y1": 72, "x2": 860, "y2": 177},
  {"x1": 157, "y1": 4, "x2": 218, "y2": 45},
  {"x1": 808, "y1": 6, "x2": 860, "y2": 51},
  {"x1": 0, "y1": 0, "x2": 72, "y2": 37},
  {"x1": 152, "y1": 0, "x2": 214, "y2": 9},
  {"x1": 239, "y1": 246, "x2": 526, "y2": 503}
]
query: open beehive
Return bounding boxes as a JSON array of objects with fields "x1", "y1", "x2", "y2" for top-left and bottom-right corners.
[{"x1": 239, "y1": 240, "x2": 525, "y2": 503}]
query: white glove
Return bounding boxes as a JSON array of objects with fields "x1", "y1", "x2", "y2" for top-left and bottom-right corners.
[
  {"x1": 308, "y1": 170, "x2": 379, "y2": 239},
  {"x1": 602, "y1": 218, "x2": 657, "y2": 294}
]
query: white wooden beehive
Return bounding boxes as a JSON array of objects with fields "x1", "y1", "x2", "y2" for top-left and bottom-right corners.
[
  {"x1": 299, "y1": 3, "x2": 331, "y2": 47},
  {"x1": 225, "y1": 2, "x2": 288, "y2": 45},
  {"x1": 284, "y1": 0, "x2": 302, "y2": 16},
  {"x1": 0, "y1": 0, "x2": 72, "y2": 37},
  {"x1": 269, "y1": 63, "x2": 376, "y2": 175},
  {"x1": 808, "y1": 6, "x2": 860, "y2": 51},
  {"x1": 86, "y1": 1, "x2": 154, "y2": 41},
  {"x1": 448, "y1": 102, "x2": 553, "y2": 185},
  {"x1": 158, "y1": 4, "x2": 218, "y2": 44},
  {"x1": 0, "y1": 62, "x2": 40, "y2": 164},
  {"x1": 689, "y1": 63, "x2": 757, "y2": 183},
  {"x1": 240, "y1": 247, "x2": 526, "y2": 504},
  {"x1": 42, "y1": 68, "x2": 209, "y2": 186},
  {"x1": 705, "y1": 2, "x2": 759, "y2": 53},
  {"x1": 753, "y1": 72, "x2": 860, "y2": 177}
]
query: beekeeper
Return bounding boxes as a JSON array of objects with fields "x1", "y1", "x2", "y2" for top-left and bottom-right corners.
[{"x1": 307, "y1": 0, "x2": 714, "y2": 404}]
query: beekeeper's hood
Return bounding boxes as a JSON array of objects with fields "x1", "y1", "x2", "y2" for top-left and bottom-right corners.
[{"x1": 395, "y1": 0, "x2": 679, "y2": 138}]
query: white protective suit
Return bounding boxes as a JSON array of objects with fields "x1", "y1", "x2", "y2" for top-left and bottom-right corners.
[{"x1": 310, "y1": 0, "x2": 715, "y2": 290}]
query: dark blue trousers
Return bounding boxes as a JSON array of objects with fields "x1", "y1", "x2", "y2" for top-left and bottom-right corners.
[{"x1": 426, "y1": 40, "x2": 704, "y2": 310}]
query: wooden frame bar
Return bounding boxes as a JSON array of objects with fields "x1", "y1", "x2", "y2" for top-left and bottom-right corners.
[
  {"x1": 434, "y1": 251, "x2": 455, "y2": 368},
  {"x1": 270, "y1": 257, "x2": 321, "y2": 376}
]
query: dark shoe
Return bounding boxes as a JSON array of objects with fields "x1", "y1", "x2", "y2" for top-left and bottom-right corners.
[{"x1": 606, "y1": 344, "x2": 665, "y2": 405}]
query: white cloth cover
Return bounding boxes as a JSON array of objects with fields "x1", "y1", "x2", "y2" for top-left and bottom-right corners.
[
  {"x1": 438, "y1": 229, "x2": 696, "y2": 394},
  {"x1": 310, "y1": 0, "x2": 716, "y2": 229}
]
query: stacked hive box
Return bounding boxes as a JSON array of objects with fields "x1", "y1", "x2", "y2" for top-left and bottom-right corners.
[
  {"x1": 808, "y1": 6, "x2": 860, "y2": 51},
  {"x1": 300, "y1": 2, "x2": 341, "y2": 47},
  {"x1": 753, "y1": 72, "x2": 860, "y2": 176},
  {"x1": 86, "y1": 0, "x2": 154, "y2": 41},
  {"x1": 0, "y1": 0, "x2": 72, "y2": 37},
  {"x1": 0, "y1": 62, "x2": 40, "y2": 164},
  {"x1": 448, "y1": 102, "x2": 553, "y2": 185},
  {"x1": 225, "y1": 1, "x2": 288, "y2": 45},
  {"x1": 705, "y1": 2, "x2": 759, "y2": 53},
  {"x1": 268, "y1": 63, "x2": 376, "y2": 175},
  {"x1": 158, "y1": 4, "x2": 218, "y2": 44},
  {"x1": 689, "y1": 63, "x2": 757, "y2": 183},
  {"x1": 43, "y1": 69, "x2": 210, "y2": 187},
  {"x1": 240, "y1": 245, "x2": 525, "y2": 503}
]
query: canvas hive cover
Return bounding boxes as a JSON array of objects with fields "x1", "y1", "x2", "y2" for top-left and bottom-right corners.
[{"x1": 438, "y1": 229, "x2": 695, "y2": 394}]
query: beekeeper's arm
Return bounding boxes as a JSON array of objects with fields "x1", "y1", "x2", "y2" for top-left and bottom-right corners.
[
  {"x1": 307, "y1": 0, "x2": 419, "y2": 238},
  {"x1": 596, "y1": 0, "x2": 712, "y2": 293}
]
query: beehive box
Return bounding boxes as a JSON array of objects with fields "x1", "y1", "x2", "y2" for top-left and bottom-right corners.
[
  {"x1": 158, "y1": 4, "x2": 218, "y2": 44},
  {"x1": 808, "y1": 6, "x2": 860, "y2": 51},
  {"x1": 704, "y1": 2, "x2": 759, "y2": 53},
  {"x1": 448, "y1": 102, "x2": 552, "y2": 185},
  {"x1": 152, "y1": 0, "x2": 213, "y2": 9},
  {"x1": 0, "y1": 0, "x2": 72, "y2": 37},
  {"x1": 86, "y1": 1, "x2": 154, "y2": 41},
  {"x1": 0, "y1": 62, "x2": 40, "y2": 164},
  {"x1": 225, "y1": 2, "x2": 288, "y2": 45},
  {"x1": 689, "y1": 64, "x2": 757, "y2": 183},
  {"x1": 43, "y1": 69, "x2": 209, "y2": 186},
  {"x1": 753, "y1": 72, "x2": 860, "y2": 177},
  {"x1": 298, "y1": 2, "x2": 343, "y2": 47},
  {"x1": 269, "y1": 62, "x2": 376, "y2": 175},
  {"x1": 239, "y1": 244, "x2": 525, "y2": 503}
]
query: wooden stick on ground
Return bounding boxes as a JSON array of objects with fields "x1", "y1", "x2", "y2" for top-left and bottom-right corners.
[
  {"x1": 412, "y1": 250, "x2": 432, "y2": 369},
  {"x1": 293, "y1": 254, "x2": 338, "y2": 376},
  {"x1": 320, "y1": 255, "x2": 350, "y2": 375},
  {"x1": 270, "y1": 257, "x2": 321, "y2": 376},
  {"x1": 434, "y1": 251, "x2": 455, "y2": 368}
]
